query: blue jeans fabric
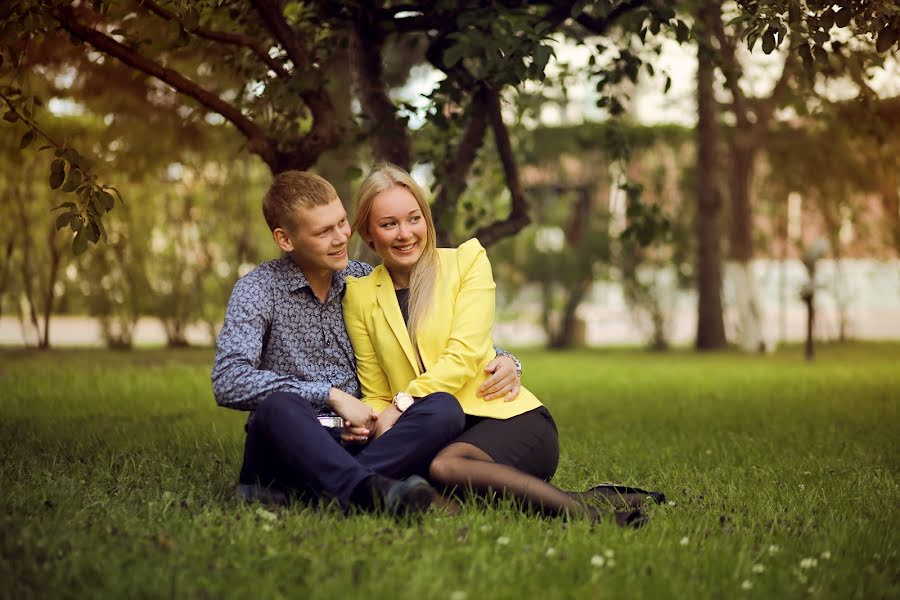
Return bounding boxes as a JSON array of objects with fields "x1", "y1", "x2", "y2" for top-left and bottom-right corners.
[{"x1": 239, "y1": 391, "x2": 464, "y2": 506}]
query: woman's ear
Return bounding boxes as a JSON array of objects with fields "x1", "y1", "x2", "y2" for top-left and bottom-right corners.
[{"x1": 272, "y1": 228, "x2": 294, "y2": 253}]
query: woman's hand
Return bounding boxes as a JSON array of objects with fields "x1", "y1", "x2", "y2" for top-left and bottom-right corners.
[
  {"x1": 477, "y1": 356, "x2": 521, "y2": 402},
  {"x1": 372, "y1": 405, "x2": 403, "y2": 439}
]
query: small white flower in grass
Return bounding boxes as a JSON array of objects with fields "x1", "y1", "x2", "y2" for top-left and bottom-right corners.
[
  {"x1": 604, "y1": 549, "x2": 614, "y2": 558},
  {"x1": 668, "y1": 501, "x2": 676, "y2": 506},
  {"x1": 496, "y1": 536, "x2": 510, "y2": 546},
  {"x1": 768, "y1": 544, "x2": 780, "y2": 555},
  {"x1": 680, "y1": 536, "x2": 690, "y2": 546},
  {"x1": 261, "y1": 523, "x2": 272, "y2": 532},
  {"x1": 450, "y1": 591, "x2": 467, "y2": 600},
  {"x1": 591, "y1": 555, "x2": 605, "y2": 567},
  {"x1": 480, "y1": 525, "x2": 490, "y2": 533},
  {"x1": 741, "y1": 580, "x2": 753, "y2": 591},
  {"x1": 798, "y1": 484, "x2": 806, "y2": 491},
  {"x1": 255, "y1": 507, "x2": 278, "y2": 522},
  {"x1": 752, "y1": 564, "x2": 765, "y2": 574},
  {"x1": 545, "y1": 547, "x2": 556, "y2": 557},
  {"x1": 799, "y1": 557, "x2": 818, "y2": 569},
  {"x1": 821, "y1": 550, "x2": 831, "y2": 560}
]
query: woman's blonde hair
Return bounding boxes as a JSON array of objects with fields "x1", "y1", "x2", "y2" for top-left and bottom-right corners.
[{"x1": 352, "y1": 163, "x2": 439, "y2": 358}]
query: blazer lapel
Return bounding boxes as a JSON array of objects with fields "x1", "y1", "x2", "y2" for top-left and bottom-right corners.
[{"x1": 374, "y1": 267, "x2": 421, "y2": 375}]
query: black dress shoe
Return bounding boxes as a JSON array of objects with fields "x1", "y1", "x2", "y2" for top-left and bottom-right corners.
[
  {"x1": 614, "y1": 508, "x2": 649, "y2": 529},
  {"x1": 358, "y1": 474, "x2": 439, "y2": 517},
  {"x1": 236, "y1": 483, "x2": 289, "y2": 506},
  {"x1": 584, "y1": 483, "x2": 667, "y2": 510},
  {"x1": 383, "y1": 475, "x2": 439, "y2": 517}
]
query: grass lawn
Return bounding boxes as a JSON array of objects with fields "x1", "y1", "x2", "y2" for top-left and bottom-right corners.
[{"x1": 1, "y1": 343, "x2": 898, "y2": 599}]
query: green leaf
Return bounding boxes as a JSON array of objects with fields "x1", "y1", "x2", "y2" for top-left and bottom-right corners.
[
  {"x1": 61, "y1": 168, "x2": 83, "y2": 193},
  {"x1": 70, "y1": 215, "x2": 84, "y2": 232},
  {"x1": 62, "y1": 148, "x2": 80, "y2": 167},
  {"x1": 52, "y1": 201, "x2": 77, "y2": 211},
  {"x1": 106, "y1": 186, "x2": 125, "y2": 206},
  {"x1": 2, "y1": 110, "x2": 18, "y2": 122},
  {"x1": 86, "y1": 221, "x2": 101, "y2": 243},
  {"x1": 49, "y1": 168, "x2": 65, "y2": 190},
  {"x1": 19, "y1": 129, "x2": 35, "y2": 149},
  {"x1": 72, "y1": 227, "x2": 88, "y2": 255},
  {"x1": 664, "y1": 75, "x2": 672, "y2": 93},
  {"x1": 833, "y1": 8, "x2": 851, "y2": 28},
  {"x1": 51, "y1": 158, "x2": 65, "y2": 173},
  {"x1": 675, "y1": 20, "x2": 690, "y2": 43},
  {"x1": 762, "y1": 29, "x2": 777, "y2": 54},
  {"x1": 55, "y1": 213, "x2": 74, "y2": 230},
  {"x1": 99, "y1": 191, "x2": 115, "y2": 211},
  {"x1": 876, "y1": 24, "x2": 898, "y2": 54},
  {"x1": 443, "y1": 44, "x2": 466, "y2": 68},
  {"x1": 532, "y1": 45, "x2": 552, "y2": 75}
]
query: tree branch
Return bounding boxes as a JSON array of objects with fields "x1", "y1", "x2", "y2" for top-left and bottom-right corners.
[
  {"x1": 754, "y1": 48, "x2": 796, "y2": 131},
  {"x1": 710, "y1": 9, "x2": 751, "y2": 127},
  {"x1": 432, "y1": 85, "x2": 491, "y2": 245},
  {"x1": 250, "y1": 0, "x2": 309, "y2": 71},
  {"x1": 574, "y1": 0, "x2": 649, "y2": 36},
  {"x1": 249, "y1": 0, "x2": 340, "y2": 168},
  {"x1": 55, "y1": 6, "x2": 279, "y2": 169},
  {"x1": 473, "y1": 88, "x2": 531, "y2": 247},
  {"x1": 349, "y1": 6, "x2": 412, "y2": 169},
  {"x1": 137, "y1": 0, "x2": 289, "y2": 77}
]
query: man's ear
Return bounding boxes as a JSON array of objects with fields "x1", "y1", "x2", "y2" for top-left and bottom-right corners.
[{"x1": 272, "y1": 228, "x2": 294, "y2": 253}]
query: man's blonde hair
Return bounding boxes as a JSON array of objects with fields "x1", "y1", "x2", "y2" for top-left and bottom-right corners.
[
  {"x1": 262, "y1": 170, "x2": 339, "y2": 231},
  {"x1": 352, "y1": 163, "x2": 439, "y2": 360}
]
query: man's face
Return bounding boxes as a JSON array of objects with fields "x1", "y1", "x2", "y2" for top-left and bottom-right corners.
[{"x1": 275, "y1": 198, "x2": 351, "y2": 275}]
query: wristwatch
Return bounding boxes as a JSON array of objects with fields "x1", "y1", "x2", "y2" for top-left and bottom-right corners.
[{"x1": 392, "y1": 392, "x2": 415, "y2": 412}]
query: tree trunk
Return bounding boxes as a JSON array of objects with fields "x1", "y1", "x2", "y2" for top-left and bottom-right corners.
[
  {"x1": 727, "y1": 138, "x2": 766, "y2": 352},
  {"x1": 549, "y1": 279, "x2": 590, "y2": 349},
  {"x1": 694, "y1": 5, "x2": 727, "y2": 350}
]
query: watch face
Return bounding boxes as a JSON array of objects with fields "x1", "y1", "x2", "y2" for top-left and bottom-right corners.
[{"x1": 395, "y1": 394, "x2": 414, "y2": 411}]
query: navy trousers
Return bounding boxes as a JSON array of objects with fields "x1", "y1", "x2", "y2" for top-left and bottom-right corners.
[{"x1": 239, "y1": 391, "x2": 465, "y2": 506}]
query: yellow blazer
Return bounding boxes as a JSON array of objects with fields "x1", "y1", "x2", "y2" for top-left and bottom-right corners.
[{"x1": 343, "y1": 238, "x2": 543, "y2": 419}]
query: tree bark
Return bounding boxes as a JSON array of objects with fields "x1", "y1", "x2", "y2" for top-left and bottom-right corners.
[
  {"x1": 694, "y1": 5, "x2": 727, "y2": 350},
  {"x1": 727, "y1": 136, "x2": 765, "y2": 351}
]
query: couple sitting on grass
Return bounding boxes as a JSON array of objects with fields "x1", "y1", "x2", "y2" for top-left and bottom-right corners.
[{"x1": 212, "y1": 163, "x2": 663, "y2": 527}]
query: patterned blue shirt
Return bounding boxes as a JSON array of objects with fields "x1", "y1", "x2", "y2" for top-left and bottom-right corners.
[
  {"x1": 212, "y1": 256, "x2": 371, "y2": 418},
  {"x1": 211, "y1": 255, "x2": 521, "y2": 424}
]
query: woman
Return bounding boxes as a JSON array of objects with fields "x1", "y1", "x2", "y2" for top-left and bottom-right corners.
[{"x1": 343, "y1": 164, "x2": 655, "y2": 525}]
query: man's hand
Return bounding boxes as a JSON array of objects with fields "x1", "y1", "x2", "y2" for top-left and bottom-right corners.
[
  {"x1": 372, "y1": 405, "x2": 403, "y2": 439},
  {"x1": 477, "y1": 355, "x2": 521, "y2": 402},
  {"x1": 329, "y1": 388, "x2": 377, "y2": 444}
]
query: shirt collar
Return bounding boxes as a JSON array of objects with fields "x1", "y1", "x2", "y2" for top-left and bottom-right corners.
[{"x1": 276, "y1": 255, "x2": 348, "y2": 297}]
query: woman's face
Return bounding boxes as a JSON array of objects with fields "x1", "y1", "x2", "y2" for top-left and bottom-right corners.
[{"x1": 366, "y1": 185, "x2": 428, "y2": 278}]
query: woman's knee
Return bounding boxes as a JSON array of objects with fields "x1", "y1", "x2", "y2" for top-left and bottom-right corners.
[{"x1": 428, "y1": 454, "x2": 461, "y2": 484}]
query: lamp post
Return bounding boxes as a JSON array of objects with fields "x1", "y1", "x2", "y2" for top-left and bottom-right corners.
[{"x1": 800, "y1": 238, "x2": 828, "y2": 361}]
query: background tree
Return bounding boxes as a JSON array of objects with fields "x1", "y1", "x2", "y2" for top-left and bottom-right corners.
[{"x1": 1, "y1": 0, "x2": 690, "y2": 252}]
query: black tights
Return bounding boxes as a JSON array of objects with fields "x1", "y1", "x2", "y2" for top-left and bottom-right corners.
[{"x1": 428, "y1": 442, "x2": 598, "y2": 520}]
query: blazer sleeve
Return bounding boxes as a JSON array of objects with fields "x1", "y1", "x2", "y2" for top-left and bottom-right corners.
[
  {"x1": 343, "y1": 278, "x2": 393, "y2": 411},
  {"x1": 405, "y1": 239, "x2": 495, "y2": 398}
]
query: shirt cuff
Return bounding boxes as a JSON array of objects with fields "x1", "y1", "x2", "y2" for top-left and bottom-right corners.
[{"x1": 493, "y1": 346, "x2": 522, "y2": 378}]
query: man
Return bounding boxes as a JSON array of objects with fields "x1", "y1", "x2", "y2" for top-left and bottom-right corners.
[{"x1": 212, "y1": 170, "x2": 521, "y2": 516}]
